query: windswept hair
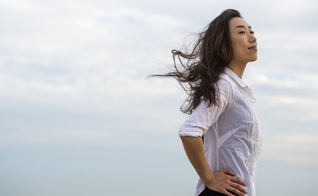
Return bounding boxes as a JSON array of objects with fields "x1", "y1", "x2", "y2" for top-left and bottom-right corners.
[{"x1": 152, "y1": 9, "x2": 242, "y2": 114}]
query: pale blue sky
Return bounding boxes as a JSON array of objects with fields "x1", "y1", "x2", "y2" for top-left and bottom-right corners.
[{"x1": 0, "y1": 0, "x2": 318, "y2": 195}]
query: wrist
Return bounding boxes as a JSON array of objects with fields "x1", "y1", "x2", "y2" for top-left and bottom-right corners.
[{"x1": 201, "y1": 172, "x2": 215, "y2": 185}]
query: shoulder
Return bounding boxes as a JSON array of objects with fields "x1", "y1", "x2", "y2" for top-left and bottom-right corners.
[{"x1": 217, "y1": 74, "x2": 235, "y2": 101}]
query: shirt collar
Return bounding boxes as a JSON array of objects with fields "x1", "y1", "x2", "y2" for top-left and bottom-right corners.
[{"x1": 224, "y1": 67, "x2": 247, "y2": 88}]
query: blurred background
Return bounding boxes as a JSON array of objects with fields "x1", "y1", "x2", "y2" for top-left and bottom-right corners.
[{"x1": 0, "y1": 0, "x2": 317, "y2": 195}]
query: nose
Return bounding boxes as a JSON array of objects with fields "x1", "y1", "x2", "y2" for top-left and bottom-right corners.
[{"x1": 250, "y1": 33, "x2": 257, "y2": 43}]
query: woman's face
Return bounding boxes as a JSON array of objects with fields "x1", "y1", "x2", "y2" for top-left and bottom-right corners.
[{"x1": 229, "y1": 17, "x2": 257, "y2": 64}]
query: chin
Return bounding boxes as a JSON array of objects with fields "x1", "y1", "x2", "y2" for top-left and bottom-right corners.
[{"x1": 249, "y1": 56, "x2": 258, "y2": 62}]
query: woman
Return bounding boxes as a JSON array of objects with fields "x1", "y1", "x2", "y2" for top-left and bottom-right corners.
[{"x1": 155, "y1": 9, "x2": 262, "y2": 196}]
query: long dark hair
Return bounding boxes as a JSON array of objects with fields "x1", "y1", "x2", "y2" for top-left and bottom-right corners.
[{"x1": 153, "y1": 9, "x2": 242, "y2": 114}]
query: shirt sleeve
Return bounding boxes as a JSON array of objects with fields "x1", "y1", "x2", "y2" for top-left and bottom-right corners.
[{"x1": 178, "y1": 78, "x2": 234, "y2": 137}]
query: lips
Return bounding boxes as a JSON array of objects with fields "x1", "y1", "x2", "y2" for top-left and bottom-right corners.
[{"x1": 248, "y1": 46, "x2": 257, "y2": 50}]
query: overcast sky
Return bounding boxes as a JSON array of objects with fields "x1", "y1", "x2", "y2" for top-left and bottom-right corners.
[{"x1": 0, "y1": 0, "x2": 317, "y2": 196}]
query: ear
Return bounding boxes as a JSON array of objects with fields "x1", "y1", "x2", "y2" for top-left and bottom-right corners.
[{"x1": 220, "y1": 43, "x2": 231, "y2": 60}]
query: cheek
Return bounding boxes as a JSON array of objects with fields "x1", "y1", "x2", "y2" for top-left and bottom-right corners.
[
  {"x1": 231, "y1": 43, "x2": 242, "y2": 57},
  {"x1": 231, "y1": 38, "x2": 245, "y2": 55}
]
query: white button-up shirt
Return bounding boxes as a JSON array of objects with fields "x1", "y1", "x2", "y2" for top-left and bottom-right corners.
[{"x1": 179, "y1": 67, "x2": 262, "y2": 196}]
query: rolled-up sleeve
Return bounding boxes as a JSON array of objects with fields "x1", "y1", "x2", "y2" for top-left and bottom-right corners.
[{"x1": 178, "y1": 79, "x2": 233, "y2": 137}]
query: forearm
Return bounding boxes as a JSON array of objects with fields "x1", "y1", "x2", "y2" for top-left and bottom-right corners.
[{"x1": 181, "y1": 136, "x2": 214, "y2": 184}]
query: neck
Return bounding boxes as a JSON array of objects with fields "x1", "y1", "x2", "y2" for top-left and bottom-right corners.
[{"x1": 227, "y1": 61, "x2": 247, "y2": 79}]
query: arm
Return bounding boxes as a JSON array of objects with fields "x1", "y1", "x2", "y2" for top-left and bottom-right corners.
[
  {"x1": 181, "y1": 136, "x2": 247, "y2": 196},
  {"x1": 181, "y1": 136, "x2": 213, "y2": 183}
]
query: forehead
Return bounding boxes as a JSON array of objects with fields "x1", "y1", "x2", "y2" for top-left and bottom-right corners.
[{"x1": 229, "y1": 17, "x2": 250, "y2": 30}]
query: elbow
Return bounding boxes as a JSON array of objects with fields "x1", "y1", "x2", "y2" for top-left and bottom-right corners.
[{"x1": 180, "y1": 135, "x2": 202, "y2": 143}]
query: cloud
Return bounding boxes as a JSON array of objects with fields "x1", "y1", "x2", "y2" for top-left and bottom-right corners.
[
  {"x1": 0, "y1": 129, "x2": 112, "y2": 145},
  {"x1": 262, "y1": 133, "x2": 318, "y2": 165},
  {"x1": 1, "y1": 0, "x2": 318, "y2": 195}
]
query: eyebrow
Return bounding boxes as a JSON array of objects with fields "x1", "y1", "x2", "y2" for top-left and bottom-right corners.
[{"x1": 235, "y1": 25, "x2": 252, "y2": 29}]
